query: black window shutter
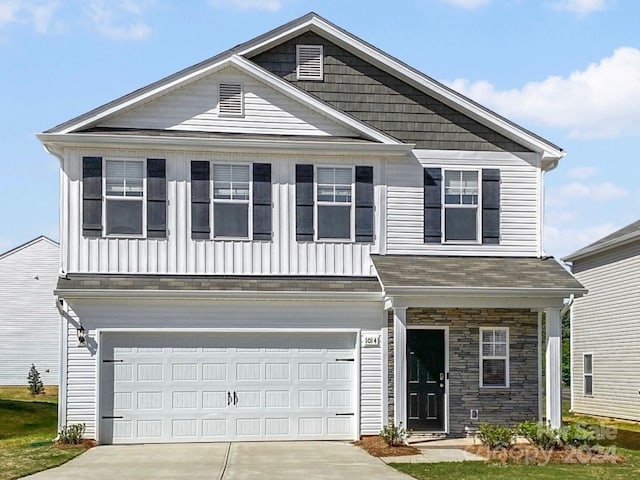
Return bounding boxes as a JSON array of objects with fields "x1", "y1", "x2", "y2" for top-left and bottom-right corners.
[
  {"x1": 355, "y1": 166, "x2": 374, "y2": 243},
  {"x1": 252, "y1": 163, "x2": 272, "y2": 241},
  {"x1": 82, "y1": 156, "x2": 103, "y2": 238},
  {"x1": 296, "y1": 164, "x2": 314, "y2": 241},
  {"x1": 191, "y1": 161, "x2": 210, "y2": 240},
  {"x1": 424, "y1": 167, "x2": 442, "y2": 243},
  {"x1": 482, "y1": 169, "x2": 500, "y2": 244},
  {"x1": 147, "y1": 159, "x2": 167, "y2": 238}
]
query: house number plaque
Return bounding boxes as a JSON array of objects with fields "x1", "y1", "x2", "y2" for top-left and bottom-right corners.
[{"x1": 362, "y1": 333, "x2": 380, "y2": 347}]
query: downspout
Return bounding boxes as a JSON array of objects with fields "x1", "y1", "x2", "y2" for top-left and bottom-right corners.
[
  {"x1": 55, "y1": 296, "x2": 68, "y2": 437},
  {"x1": 562, "y1": 294, "x2": 575, "y2": 413}
]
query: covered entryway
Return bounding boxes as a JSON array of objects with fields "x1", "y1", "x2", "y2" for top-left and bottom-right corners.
[{"x1": 98, "y1": 332, "x2": 357, "y2": 444}]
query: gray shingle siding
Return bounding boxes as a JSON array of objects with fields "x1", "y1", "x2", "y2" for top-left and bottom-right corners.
[{"x1": 250, "y1": 32, "x2": 532, "y2": 152}]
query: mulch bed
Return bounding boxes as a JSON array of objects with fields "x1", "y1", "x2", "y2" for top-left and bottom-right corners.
[
  {"x1": 54, "y1": 439, "x2": 97, "y2": 449},
  {"x1": 466, "y1": 444, "x2": 624, "y2": 465},
  {"x1": 354, "y1": 435, "x2": 421, "y2": 457}
]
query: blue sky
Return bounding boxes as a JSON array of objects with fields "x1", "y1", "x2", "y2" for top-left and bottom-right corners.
[{"x1": 1, "y1": 0, "x2": 638, "y2": 258}]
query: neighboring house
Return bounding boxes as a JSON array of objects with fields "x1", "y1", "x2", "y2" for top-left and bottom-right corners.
[
  {"x1": 564, "y1": 220, "x2": 640, "y2": 422},
  {"x1": 37, "y1": 13, "x2": 584, "y2": 444},
  {"x1": 0, "y1": 236, "x2": 60, "y2": 385}
]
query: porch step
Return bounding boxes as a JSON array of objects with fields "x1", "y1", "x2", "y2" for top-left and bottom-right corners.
[{"x1": 405, "y1": 433, "x2": 447, "y2": 445}]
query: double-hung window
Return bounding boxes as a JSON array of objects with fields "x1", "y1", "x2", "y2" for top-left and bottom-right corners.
[
  {"x1": 213, "y1": 164, "x2": 250, "y2": 238},
  {"x1": 317, "y1": 167, "x2": 353, "y2": 240},
  {"x1": 105, "y1": 159, "x2": 144, "y2": 236},
  {"x1": 583, "y1": 354, "x2": 593, "y2": 396},
  {"x1": 480, "y1": 327, "x2": 509, "y2": 388},
  {"x1": 444, "y1": 170, "x2": 480, "y2": 242}
]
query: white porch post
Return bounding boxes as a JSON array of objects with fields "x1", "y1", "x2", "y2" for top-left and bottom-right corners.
[
  {"x1": 393, "y1": 307, "x2": 407, "y2": 428},
  {"x1": 545, "y1": 307, "x2": 562, "y2": 428}
]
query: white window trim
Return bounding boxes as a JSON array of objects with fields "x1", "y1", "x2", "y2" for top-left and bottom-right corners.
[
  {"x1": 211, "y1": 162, "x2": 252, "y2": 240},
  {"x1": 583, "y1": 353, "x2": 593, "y2": 397},
  {"x1": 314, "y1": 165, "x2": 355, "y2": 242},
  {"x1": 479, "y1": 326, "x2": 510, "y2": 388},
  {"x1": 442, "y1": 167, "x2": 482, "y2": 245},
  {"x1": 103, "y1": 158, "x2": 146, "y2": 239},
  {"x1": 296, "y1": 44, "x2": 323, "y2": 81},
  {"x1": 217, "y1": 82, "x2": 244, "y2": 117}
]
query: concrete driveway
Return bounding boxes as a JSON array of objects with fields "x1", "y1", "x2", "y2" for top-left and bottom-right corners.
[{"x1": 23, "y1": 442, "x2": 411, "y2": 480}]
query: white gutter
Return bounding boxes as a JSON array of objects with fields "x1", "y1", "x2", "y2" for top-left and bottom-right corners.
[{"x1": 382, "y1": 286, "x2": 587, "y2": 298}]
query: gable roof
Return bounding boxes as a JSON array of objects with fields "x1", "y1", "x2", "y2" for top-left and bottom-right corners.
[
  {"x1": 41, "y1": 12, "x2": 563, "y2": 165},
  {"x1": 0, "y1": 236, "x2": 59, "y2": 262},
  {"x1": 563, "y1": 220, "x2": 640, "y2": 262}
]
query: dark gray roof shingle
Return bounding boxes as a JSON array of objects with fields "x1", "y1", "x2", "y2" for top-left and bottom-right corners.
[
  {"x1": 371, "y1": 255, "x2": 584, "y2": 292},
  {"x1": 56, "y1": 274, "x2": 381, "y2": 293}
]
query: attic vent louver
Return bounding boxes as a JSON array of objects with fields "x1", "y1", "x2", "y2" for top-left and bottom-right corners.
[
  {"x1": 296, "y1": 45, "x2": 323, "y2": 80},
  {"x1": 218, "y1": 83, "x2": 243, "y2": 116}
]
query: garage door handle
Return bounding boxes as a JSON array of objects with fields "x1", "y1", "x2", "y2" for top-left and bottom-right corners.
[
  {"x1": 233, "y1": 391, "x2": 238, "y2": 406},
  {"x1": 335, "y1": 413, "x2": 354, "y2": 416},
  {"x1": 102, "y1": 416, "x2": 123, "y2": 419},
  {"x1": 227, "y1": 391, "x2": 232, "y2": 406}
]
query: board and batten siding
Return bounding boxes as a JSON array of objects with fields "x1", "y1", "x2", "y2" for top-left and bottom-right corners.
[
  {"x1": 60, "y1": 300, "x2": 385, "y2": 438},
  {"x1": 571, "y1": 241, "x2": 640, "y2": 421},
  {"x1": 100, "y1": 66, "x2": 355, "y2": 138},
  {"x1": 0, "y1": 237, "x2": 60, "y2": 385},
  {"x1": 61, "y1": 147, "x2": 382, "y2": 275},
  {"x1": 386, "y1": 150, "x2": 542, "y2": 256}
]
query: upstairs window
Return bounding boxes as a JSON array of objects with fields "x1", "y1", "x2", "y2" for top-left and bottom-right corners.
[
  {"x1": 296, "y1": 45, "x2": 323, "y2": 80},
  {"x1": 480, "y1": 327, "x2": 509, "y2": 388},
  {"x1": 213, "y1": 164, "x2": 250, "y2": 238},
  {"x1": 218, "y1": 83, "x2": 243, "y2": 116},
  {"x1": 583, "y1": 354, "x2": 593, "y2": 396},
  {"x1": 317, "y1": 167, "x2": 352, "y2": 240},
  {"x1": 105, "y1": 160, "x2": 144, "y2": 236},
  {"x1": 444, "y1": 170, "x2": 479, "y2": 242}
]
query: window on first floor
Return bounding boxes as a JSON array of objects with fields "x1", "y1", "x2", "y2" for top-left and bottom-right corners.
[
  {"x1": 316, "y1": 166, "x2": 353, "y2": 240},
  {"x1": 104, "y1": 159, "x2": 144, "y2": 236},
  {"x1": 213, "y1": 164, "x2": 250, "y2": 238},
  {"x1": 444, "y1": 169, "x2": 479, "y2": 242},
  {"x1": 583, "y1": 354, "x2": 593, "y2": 396},
  {"x1": 480, "y1": 327, "x2": 509, "y2": 388}
]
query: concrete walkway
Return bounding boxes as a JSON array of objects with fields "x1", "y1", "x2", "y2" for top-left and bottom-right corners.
[
  {"x1": 381, "y1": 448, "x2": 485, "y2": 464},
  {"x1": 22, "y1": 442, "x2": 411, "y2": 480}
]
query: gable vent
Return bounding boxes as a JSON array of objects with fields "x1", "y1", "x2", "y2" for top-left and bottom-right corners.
[
  {"x1": 296, "y1": 45, "x2": 323, "y2": 80},
  {"x1": 218, "y1": 83, "x2": 243, "y2": 116}
]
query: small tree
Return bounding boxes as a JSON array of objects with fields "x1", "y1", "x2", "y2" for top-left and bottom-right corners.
[{"x1": 27, "y1": 364, "x2": 45, "y2": 395}]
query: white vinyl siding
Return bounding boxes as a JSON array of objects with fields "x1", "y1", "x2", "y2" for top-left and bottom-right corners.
[
  {"x1": 0, "y1": 238, "x2": 60, "y2": 385},
  {"x1": 100, "y1": 66, "x2": 351, "y2": 137},
  {"x1": 571, "y1": 241, "x2": 640, "y2": 421},
  {"x1": 64, "y1": 148, "x2": 380, "y2": 275},
  {"x1": 60, "y1": 300, "x2": 385, "y2": 440},
  {"x1": 387, "y1": 150, "x2": 541, "y2": 256}
]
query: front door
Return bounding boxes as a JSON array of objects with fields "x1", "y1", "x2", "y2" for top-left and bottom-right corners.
[{"x1": 406, "y1": 329, "x2": 446, "y2": 431}]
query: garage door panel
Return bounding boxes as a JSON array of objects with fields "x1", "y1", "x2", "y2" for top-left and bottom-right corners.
[{"x1": 101, "y1": 332, "x2": 356, "y2": 443}]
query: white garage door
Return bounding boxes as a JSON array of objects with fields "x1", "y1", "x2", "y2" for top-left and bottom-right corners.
[{"x1": 99, "y1": 332, "x2": 357, "y2": 444}]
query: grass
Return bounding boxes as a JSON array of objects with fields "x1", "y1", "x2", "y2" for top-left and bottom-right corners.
[
  {"x1": 0, "y1": 386, "x2": 85, "y2": 480},
  {"x1": 392, "y1": 448, "x2": 640, "y2": 480}
]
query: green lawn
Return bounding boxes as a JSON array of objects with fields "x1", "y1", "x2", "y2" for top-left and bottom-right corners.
[
  {"x1": 0, "y1": 386, "x2": 85, "y2": 480},
  {"x1": 392, "y1": 449, "x2": 640, "y2": 480}
]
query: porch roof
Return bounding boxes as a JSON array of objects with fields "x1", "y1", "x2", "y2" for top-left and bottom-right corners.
[{"x1": 371, "y1": 255, "x2": 585, "y2": 297}]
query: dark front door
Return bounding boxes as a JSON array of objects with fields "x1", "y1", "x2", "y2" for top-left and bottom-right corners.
[{"x1": 407, "y1": 329, "x2": 446, "y2": 431}]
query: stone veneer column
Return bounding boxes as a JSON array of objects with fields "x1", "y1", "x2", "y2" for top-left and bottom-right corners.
[
  {"x1": 393, "y1": 307, "x2": 407, "y2": 428},
  {"x1": 545, "y1": 307, "x2": 562, "y2": 428}
]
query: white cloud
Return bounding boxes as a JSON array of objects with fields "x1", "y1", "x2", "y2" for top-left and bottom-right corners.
[
  {"x1": 26, "y1": 1, "x2": 59, "y2": 33},
  {"x1": 550, "y1": 0, "x2": 606, "y2": 17},
  {"x1": 545, "y1": 222, "x2": 618, "y2": 258},
  {"x1": 550, "y1": 181, "x2": 630, "y2": 204},
  {"x1": 208, "y1": 0, "x2": 283, "y2": 12},
  {"x1": 0, "y1": 1, "x2": 19, "y2": 28},
  {"x1": 85, "y1": 0, "x2": 151, "y2": 40},
  {"x1": 448, "y1": 47, "x2": 640, "y2": 139},
  {"x1": 440, "y1": 0, "x2": 490, "y2": 8},
  {"x1": 566, "y1": 166, "x2": 598, "y2": 180},
  {"x1": 0, "y1": 0, "x2": 59, "y2": 33}
]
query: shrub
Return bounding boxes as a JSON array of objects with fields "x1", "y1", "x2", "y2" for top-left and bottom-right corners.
[
  {"x1": 58, "y1": 423, "x2": 86, "y2": 445},
  {"x1": 560, "y1": 423, "x2": 596, "y2": 447},
  {"x1": 27, "y1": 364, "x2": 45, "y2": 395},
  {"x1": 515, "y1": 420, "x2": 560, "y2": 449},
  {"x1": 380, "y1": 422, "x2": 410, "y2": 446},
  {"x1": 477, "y1": 423, "x2": 515, "y2": 449}
]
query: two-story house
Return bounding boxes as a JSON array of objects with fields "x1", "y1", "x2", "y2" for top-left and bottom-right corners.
[{"x1": 38, "y1": 13, "x2": 584, "y2": 444}]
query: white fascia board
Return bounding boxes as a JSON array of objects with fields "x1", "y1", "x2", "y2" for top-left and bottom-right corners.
[
  {"x1": 54, "y1": 288, "x2": 384, "y2": 302},
  {"x1": 386, "y1": 294, "x2": 567, "y2": 310},
  {"x1": 383, "y1": 286, "x2": 587, "y2": 298},
  {"x1": 563, "y1": 232, "x2": 640, "y2": 263},
  {"x1": 37, "y1": 132, "x2": 412, "y2": 157},
  {"x1": 237, "y1": 16, "x2": 565, "y2": 160}
]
